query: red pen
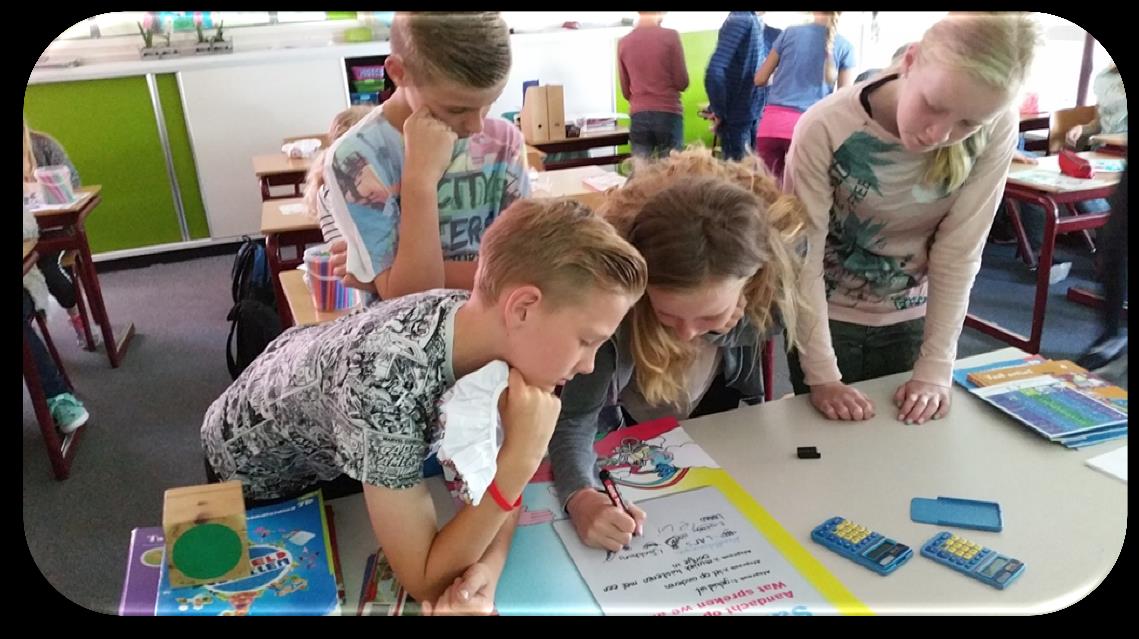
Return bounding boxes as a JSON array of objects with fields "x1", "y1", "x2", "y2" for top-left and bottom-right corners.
[{"x1": 599, "y1": 469, "x2": 641, "y2": 537}]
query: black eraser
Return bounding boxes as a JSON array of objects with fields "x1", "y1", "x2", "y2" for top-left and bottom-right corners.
[{"x1": 797, "y1": 446, "x2": 821, "y2": 459}]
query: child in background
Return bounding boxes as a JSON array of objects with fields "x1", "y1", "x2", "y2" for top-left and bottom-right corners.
[
  {"x1": 23, "y1": 118, "x2": 90, "y2": 348},
  {"x1": 323, "y1": 12, "x2": 528, "y2": 301},
  {"x1": 754, "y1": 12, "x2": 856, "y2": 182},
  {"x1": 704, "y1": 12, "x2": 780, "y2": 161},
  {"x1": 618, "y1": 12, "x2": 689, "y2": 159},
  {"x1": 1017, "y1": 62, "x2": 1126, "y2": 281},
  {"x1": 24, "y1": 192, "x2": 89, "y2": 434},
  {"x1": 783, "y1": 12, "x2": 1039, "y2": 425},
  {"x1": 550, "y1": 148, "x2": 809, "y2": 551},
  {"x1": 202, "y1": 198, "x2": 647, "y2": 614},
  {"x1": 303, "y1": 105, "x2": 374, "y2": 244}
]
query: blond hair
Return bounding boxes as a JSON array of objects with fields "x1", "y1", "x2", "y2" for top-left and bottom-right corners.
[
  {"x1": 391, "y1": 12, "x2": 511, "y2": 89},
  {"x1": 23, "y1": 117, "x2": 37, "y2": 182},
  {"x1": 905, "y1": 12, "x2": 1040, "y2": 192},
  {"x1": 819, "y1": 12, "x2": 841, "y2": 87},
  {"x1": 476, "y1": 198, "x2": 647, "y2": 309},
  {"x1": 600, "y1": 148, "x2": 811, "y2": 407},
  {"x1": 304, "y1": 106, "x2": 374, "y2": 219}
]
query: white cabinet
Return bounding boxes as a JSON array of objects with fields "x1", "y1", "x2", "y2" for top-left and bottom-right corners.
[{"x1": 179, "y1": 57, "x2": 348, "y2": 239}]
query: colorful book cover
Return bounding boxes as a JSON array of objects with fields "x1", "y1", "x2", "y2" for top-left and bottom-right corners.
[
  {"x1": 967, "y1": 359, "x2": 1085, "y2": 387},
  {"x1": 155, "y1": 490, "x2": 341, "y2": 616},
  {"x1": 1061, "y1": 425, "x2": 1129, "y2": 449},
  {"x1": 356, "y1": 549, "x2": 423, "y2": 616},
  {"x1": 952, "y1": 355, "x2": 1044, "y2": 390},
  {"x1": 118, "y1": 527, "x2": 166, "y2": 616},
  {"x1": 972, "y1": 376, "x2": 1128, "y2": 441}
]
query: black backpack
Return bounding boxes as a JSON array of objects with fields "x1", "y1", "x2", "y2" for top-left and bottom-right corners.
[{"x1": 226, "y1": 237, "x2": 283, "y2": 379}]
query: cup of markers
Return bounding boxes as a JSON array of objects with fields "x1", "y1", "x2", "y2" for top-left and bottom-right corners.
[
  {"x1": 33, "y1": 165, "x2": 77, "y2": 205},
  {"x1": 303, "y1": 244, "x2": 362, "y2": 312}
]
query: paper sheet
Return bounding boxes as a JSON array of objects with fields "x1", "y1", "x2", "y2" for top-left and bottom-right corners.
[
  {"x1": 553, "y1": 485, "x2": 834, "y2": 616},
  {"x1": 279, "y1": 203, "x2": 308, "y2": 216},
  {"x1": 1085, "y1": 446, "x2": 1127, "y2": 483}
]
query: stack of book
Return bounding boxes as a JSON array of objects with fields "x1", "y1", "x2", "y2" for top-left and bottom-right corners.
[
  {"x1": 953, "y1": 355, "x2": 1127, "y2": 449},
  {"x1": 119, "y1": 490, "x2": 344, "y2": 616}
]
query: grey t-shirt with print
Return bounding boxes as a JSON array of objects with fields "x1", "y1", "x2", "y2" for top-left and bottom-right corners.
[{"x1": 201, "y1": 289, "x2": 467, "y2": 500}]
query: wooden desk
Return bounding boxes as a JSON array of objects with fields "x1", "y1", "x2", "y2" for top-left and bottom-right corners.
[
  {"x1": 525, "y1": 144, "x2": 547, "y2": 172},
  {"x1": 23, "y1": 238, "x2": 84, "y2": 480},
  {"x1": 278, "y1": 269, "x2": 353, "y2": 327},
  {"x1": 252, "y1": 153, "x2": 314, "y2": 201},
  {"x1": 1089, "y1": 132, "x2": 1127, "y2": 148},
  {"x1": 261, "y1": 198, "x2": 325, "y2": 327},
  {"x1": 965, "y1": 153, "x2": 1122, "y2": 353},
  {"x1": 328, "y1": 347, "x2": 1125, "y2": 614},
  {"x1": 530, "y1": 165, "x2": 619, "y2": 210},
  {"x1": 1089, "y1": 133, "x2": 1127, "y2": 157},
  {"x1": 1019, "y1": 112, "x2": 1050, "y2": 153},
  {"x1": 23, "y1": 240, "x2": 37, "y2": 267},
  {"x1": 34, "y1": 186, "x2": 135, "y2": 368},
  {"x1": 530, "y1": 127, "x2": 631, "y2": 170}
]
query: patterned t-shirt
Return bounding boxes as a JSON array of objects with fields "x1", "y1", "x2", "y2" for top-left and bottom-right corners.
[
  {"x1": 784, "y1": 75, "x2": 1016, "y2": 388},
  {"x1": 322, "y1": 110, "x2": 529, "y2": 283},
  {"x1": 201, "y1": 289, "x2": 469, "y2": 500}
]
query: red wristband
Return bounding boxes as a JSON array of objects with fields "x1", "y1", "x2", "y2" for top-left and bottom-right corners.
[{"x1": 487, "y1": 481, "x2": 522, "y2": 512}]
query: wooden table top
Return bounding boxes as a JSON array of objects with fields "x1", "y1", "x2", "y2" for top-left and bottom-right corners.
[
  {"x1": 252, "y1": 153, "x2": 314, "y2": 177},
  {"x1": 260, "y1": 197, "x2": 320, "y2": 235}
]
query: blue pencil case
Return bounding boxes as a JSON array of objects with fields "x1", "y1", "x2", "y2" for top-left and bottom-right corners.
[{"x1": 910, "y1": 496, "x2": 1003, "y2": 532}]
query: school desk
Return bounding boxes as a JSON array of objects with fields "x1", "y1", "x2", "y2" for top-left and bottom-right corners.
[
  {"x1": 251, "y1": 153, "x2": 313, "y2": 201},
  {"x1": 1018, "y1": 112, "x2": 1050, "y2": 154},
  {"x1": 260, "y1": 197, "x2": 323, "y2": 327},
  {"x1": 278, "y1": 269, "x2": 353, "y2": 328},
  {"x1": 530, "y1": 126, "x2": 631, "y2": 171},
  {"x1": 965, "y1": 152, "x2": 1123, "y2": 354},
  {"x1": 529, "y1": 165, "x2": 616, "y2": 210},
  {"x1": 23, "y1": 239, "x2": 85, "y2": 480},
  {"x1": 326, "y1": 347, "x2": 1122, "y2": 614},
  {"x1": 34, "y1": 186, "x2": 136, "y2": 368}
]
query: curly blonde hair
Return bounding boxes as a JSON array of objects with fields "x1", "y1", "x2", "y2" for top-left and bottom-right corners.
[{"x1": 598, "y1": 148, "x2": 813, "y2": 406}]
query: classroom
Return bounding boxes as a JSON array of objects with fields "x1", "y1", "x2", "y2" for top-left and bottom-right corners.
[{"x1": 24, "y1": 11, "x2": 1126, "y2": 616}]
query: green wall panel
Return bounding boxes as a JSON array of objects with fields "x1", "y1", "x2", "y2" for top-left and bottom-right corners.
[
  {"x1": 155, "y1": 74, "x2": 210, "y2": 240},
  {"x1": 24, "y1": 76, "x2": 184, "y2": 253}
]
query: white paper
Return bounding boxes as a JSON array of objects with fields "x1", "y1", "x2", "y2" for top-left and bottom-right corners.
[
  {"x1": 1085, "y1": 446, "x2": 1127, "y2": 483},
  {"x1": 279, "y1": 203, "x2": 308, "y2": 216},
  {"x1": 553, "y1": 486, "x2": 836, "y2": 616}
]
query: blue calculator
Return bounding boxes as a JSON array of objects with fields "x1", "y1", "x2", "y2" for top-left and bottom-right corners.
[
  {"x1": 811, "y1": 517, "x2": 913, "y2": 575},
  {"x1": 920, "y1": 532, "x2": 1025, "y2": 589}
]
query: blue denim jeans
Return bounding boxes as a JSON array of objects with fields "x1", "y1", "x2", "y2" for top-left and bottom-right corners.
[
  {"x1": 630, "y1": 111, "x2": 685, "y2": 159},
  {"x1": 718, "y1": 120, "x2": 758, "y2": 162},
  {"x1": 23, "y1": 289, "x2": 68, "y2": 399}
]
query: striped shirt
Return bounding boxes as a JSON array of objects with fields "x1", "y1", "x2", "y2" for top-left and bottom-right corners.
[{"x1": 704, "y1": 12, "x2": 779, "y2": 127}]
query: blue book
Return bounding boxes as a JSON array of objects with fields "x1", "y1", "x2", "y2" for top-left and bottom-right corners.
[{"x1": 155, "y1": 490, "x2": 341, "y2": 616}]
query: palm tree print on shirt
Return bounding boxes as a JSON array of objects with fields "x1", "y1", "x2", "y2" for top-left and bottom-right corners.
[{"x1": 824, "y1": 132, "x2": 919, "y2": 306}]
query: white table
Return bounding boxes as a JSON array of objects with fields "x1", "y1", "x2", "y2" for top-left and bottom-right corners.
[{"x1": 330, "y1": 347, "x2": 1126, "y2": 614}]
